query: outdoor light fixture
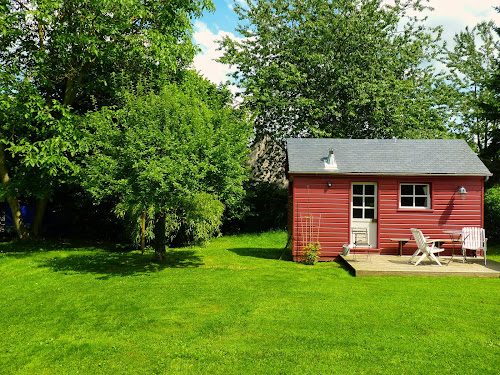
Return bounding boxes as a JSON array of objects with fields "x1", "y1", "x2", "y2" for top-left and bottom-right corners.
[
  {"x1": 458, "y1": 186, "x2": 467, "y2": 200},
  {"x1": 327, "y1": 181, "x2": 332, "y2": 187}
]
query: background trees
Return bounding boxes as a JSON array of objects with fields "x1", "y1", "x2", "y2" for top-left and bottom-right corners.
[
  {"x1": 220, "y1": 0, "x2": 448, "y2": 147},
  {"x1": 0, "y1": 0, "x2": 214, "y2": 238},
  {"x1": 0, "y1": 74, "x2": 77, "y2": 238},
  {"x1": 444, "y1": 21, "x2": 499, "y2": 184},
  {"x1": 82, "y1": 74, "x2": 251, "y2": 259},
  {"x1": 220, "y1": 0, "x2": 451, "y2": 231},
  {"x1": 477, "y1": 16, "x2": 500, "y2": 186},
  {"x1": 1, "y1": 0, "x2": 213, "y2": 111},
  {"x1": 2, "y1": 0, "x2": 499, "y2": 243}
]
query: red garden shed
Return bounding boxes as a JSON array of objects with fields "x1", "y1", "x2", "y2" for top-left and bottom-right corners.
[{"x1": 286, "y1": 138, "x2": 492, "y2": 262}]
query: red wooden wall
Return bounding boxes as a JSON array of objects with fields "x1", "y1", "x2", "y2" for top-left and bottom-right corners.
[{"x1": 290, "y1": 174, "x2": 485, "y2": 261}]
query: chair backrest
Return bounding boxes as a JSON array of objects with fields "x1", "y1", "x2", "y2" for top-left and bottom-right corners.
[
  {"x1": 352, "y1": 228, "x2": 369, "y2": 246},
  {"x1": 411, "y1": 228, "x2": 427, "y2": 251},
  {"x1": 462, "y1": 227, "x2": 485, "y2": 250}
]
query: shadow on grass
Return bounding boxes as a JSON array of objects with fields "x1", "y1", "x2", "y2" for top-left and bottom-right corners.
[
  {"x1": 0, "y1": 238, "x2": 137, "y2": 258},
  {"x1": 38, "y1": 250, "x2": 203, "y2": 279},
  {"x1": 336, "y1": 257, "x2": 356, "y2": 276},
  {"x1": 228, "y1": 247, "x2": 292, "y2": 261},
  {"x1": 0, "y1": 239, "x2": 79, "y2": 254}
]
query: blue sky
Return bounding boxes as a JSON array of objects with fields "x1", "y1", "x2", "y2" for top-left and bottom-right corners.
[
  {"x1": 192, "y1": 0, "x2": 500, "y2": 89},
  {"x1": 198, "y1": 0, "x2": 241, "y2": 34}
]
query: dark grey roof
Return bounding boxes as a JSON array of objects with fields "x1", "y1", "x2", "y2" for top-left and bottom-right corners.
[{"x1": 287, "y1": 138, "x2": 492, "y2": 176}]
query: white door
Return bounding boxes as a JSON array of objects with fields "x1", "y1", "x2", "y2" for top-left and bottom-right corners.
[{"x1": 351, "y1": 183, "x2": 377, "y2": 247}]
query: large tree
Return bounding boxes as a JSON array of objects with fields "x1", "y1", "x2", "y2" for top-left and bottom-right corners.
[
  {"x1": 1, "y1": 0, "x2": 213, "y2": 110},
  {"x1": 82, "y1": 73, "x2": 251, "y2": 260},
  {"x1": 444, "y1": 21, "x2": 497, "y2": 159},
  {"x1": 220, "y1": 0, "x2": 448, "y2": 176},
  {"x1": 0, "y1": 0, "x2": 213, "y2": 237},
  {"x1": 0, "y1": 72, "x2": 77, "y2": 238}
]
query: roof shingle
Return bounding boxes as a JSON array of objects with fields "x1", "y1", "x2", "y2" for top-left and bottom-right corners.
[{"x1": 286, "y1": 138, "x2": 492, "y2": 176}]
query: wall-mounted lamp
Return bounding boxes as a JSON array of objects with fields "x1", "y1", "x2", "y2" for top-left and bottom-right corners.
[
  {"x1": 327, "y1": 181, "x2": 332, "y2": 188},
  {"x1": 458, "y1": 186, "x2": 467, "y2": 200}
]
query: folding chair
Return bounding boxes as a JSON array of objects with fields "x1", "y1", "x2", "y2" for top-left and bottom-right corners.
[
  {"x1": 408, "y1": 228, "x2": 445, "y2": 266},
  {"x1": 461, "y1": 227, "x2": 488, "y2": 265},
  {"x1": 351, "y1": 228, "x2": 371, "y2": 261}
]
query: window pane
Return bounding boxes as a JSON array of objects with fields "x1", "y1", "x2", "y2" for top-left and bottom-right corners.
[
  {"x1": 415, "y1": 185, "x2": 427, "y2": 195},
  {"x1": 401, "y1": 185, "x2": 413, "y2": 195},
  {"x1": 364, "y1": 185, "x2": 375, "y2": 196},
  {"x1": 365, "y1": 197, "x2": 375, "y2": 207},
  {"x1": 365, "y1": 209, "x2": 375, "y2": 219},
  {"x1": 353, "y1": 197, "x2": 363, "y2": 207},
  {"x1": 353, "y1": 185, "x2": 363, "y2": 195},
  {"x1": 353, "y1": 208, "x2": 363, "y2": 218},
  {"x1": 401, "y1": 197, "x2": 413, "y2": 207},
  {"x1": 415, "y1": 197, "x2": 427, "y2": 207}
]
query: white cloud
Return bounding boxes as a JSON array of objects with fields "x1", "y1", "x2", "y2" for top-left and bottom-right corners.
[
  {"x1": 416, "y1": 0, "x2": 499, "y2": 42},
  {"x1": 192, "y1": 20, "x2": 242, "y2": 93}
]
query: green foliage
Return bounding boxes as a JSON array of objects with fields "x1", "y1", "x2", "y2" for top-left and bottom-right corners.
[
  {"x1": 443, "y1": 21, "x2": 499, "y2": 183},
  {"x1": 0, "y1": 0, "x2": 214, "y2": 111},
  {"x1": 301, "y1": 241, "x2": 321, "y2": 265},
  {"x1": 220, "y1": 0, "x2": 448, "y2": 143},
  {"x1": 484, "y1": 186, "x2": 500, "y2": 240},
  {"x1": 82, "y1": 75, "x2": 252, "y2": 248},
  {"x1": 182, "y1": 192, "x2": 225, "y2": 244},
  {"x1": 0, "y1": 0, "x2": 214, "y2": 237},
  {"x1": 0, "y1": 74, "x2": 79, "y2": 200},
  {"x1": 474, "y1": 10, "x2": 500, "y2": 185},
  {"x1": 241, "y1": 180, "x2": 288, "y2": 232}
]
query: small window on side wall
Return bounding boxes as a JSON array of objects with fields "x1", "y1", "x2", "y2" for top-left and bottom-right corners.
[{"x1": 400, "y1": 184, "x2": 430, "y2": 209}]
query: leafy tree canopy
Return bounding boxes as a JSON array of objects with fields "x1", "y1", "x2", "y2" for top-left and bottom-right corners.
[
  {"x1": 477, "y1": 13, "x2": 500, "y2": 185},
  {"x1": 0, "y1": 71, "x2": 78, "y2": 237},
  {"x1": 444, "y1": 20, "x2": 500, "y2": 184},
  {"x1": 220, "y1": 0, "x2": 449, "y2": 145},
  {"x1": 444, "y1": 21, "x2": 497, "y2": 151},
  {"x1": 1, "y1": 0, "x2": 214, "y2": 111},
  {"x1": 0, "y1": 0, "x2": 213, "y2": 238},
  {"x1": 82, "y1": 73, "x2": 252, "y2": 258}
]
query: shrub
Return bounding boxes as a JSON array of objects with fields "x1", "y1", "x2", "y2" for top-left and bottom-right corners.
[
  {"x1": 301, "y1": 242, "x2": 321, "y2": 265},
  {"x1": 484, "y1": 186, "x2": 500, "y2": 241}
]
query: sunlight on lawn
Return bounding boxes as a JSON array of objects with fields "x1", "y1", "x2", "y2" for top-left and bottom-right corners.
[{"x1": 0, "y1": 232, "x2": 498, "y2": 375}]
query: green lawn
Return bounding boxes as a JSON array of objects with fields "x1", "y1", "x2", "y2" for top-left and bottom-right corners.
[{"x1": 0, "y1": 232, "x2": 498, "y2": 374}]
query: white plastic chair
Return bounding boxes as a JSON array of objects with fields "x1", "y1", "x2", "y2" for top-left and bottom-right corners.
[
  {"x1": 461, "y1": 227, "x2": 487, "y2": 265},
  {"x1": 408, "y1": 228, "x2": 445, "y2": 266}
]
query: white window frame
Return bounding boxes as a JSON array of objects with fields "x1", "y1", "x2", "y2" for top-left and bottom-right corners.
[
  {"x1": 399, "y1": 183, "x2": 431, "y2": 209},
  {"x1": 351, "y1": 183, "x2": 377, "y2": 220}
]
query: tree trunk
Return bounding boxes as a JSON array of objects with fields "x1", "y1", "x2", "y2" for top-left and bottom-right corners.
[
  {"x1": 153, "y1": 211, "x2": 167, "y2": 261},
  {"x1": 6, "y1": 197, "x2": 30, "y2": 239},
  {"x1": 0, "y1": 142, "x2": 30, "y2": 239},
  {"x1": 32, "y1": 198, "x2": 49, "y2": 237},
  {"x1": 141, "y1": 211, "x2": 146, "y2": 254}
]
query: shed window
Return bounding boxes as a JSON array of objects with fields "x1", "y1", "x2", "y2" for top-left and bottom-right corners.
[{"x1": 400, "y1": 184, "x2": 430, "y2": 209}]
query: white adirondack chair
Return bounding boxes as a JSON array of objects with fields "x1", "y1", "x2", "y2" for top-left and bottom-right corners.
[
  {"x1": 408, "y1": 228, "x2": 445, "y2": 266},
  {"x1": 461, "y1": 227, "x2": 487, "y2": 265}
]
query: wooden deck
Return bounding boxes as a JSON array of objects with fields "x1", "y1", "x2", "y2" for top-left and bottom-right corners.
[{"x1": 339, "y1": 254, "x2": 500, "y2": 278}]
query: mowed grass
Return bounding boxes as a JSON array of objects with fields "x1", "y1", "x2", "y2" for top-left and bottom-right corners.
[{"x1": 0, "y1": 232, "x2": 498, "y2": 375}]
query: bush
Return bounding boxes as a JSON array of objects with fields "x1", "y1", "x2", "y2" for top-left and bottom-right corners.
[
  {"x1": 484, "y1": 186, "x2": 500, "y2": 241},
  {"x1": 301, "y1": 242, "x2": 321, "y2": 265}
]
